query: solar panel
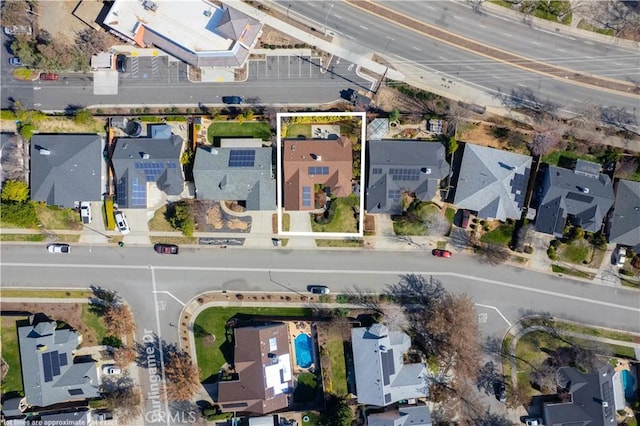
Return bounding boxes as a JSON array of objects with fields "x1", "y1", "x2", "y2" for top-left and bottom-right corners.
[
  {"x1": 390, "y1": 168, "x2": 420, "y2": 181},
  {"x1": 42, "y1": 352, "x2": 53, "y2": 383},
  {"x1": 302, "y1": 186, "x2": 311, "y2": 207},
  {"x1": 372, "y1": 168, "x2": 382, "y2": 175},
  {"x1": 136, "y1": 161, "x2": 165, "y2": 181},
  {"x1": 51, "y1": 350, "x2": 60, "y2": 376},
  {"x1": 228, "y1": 150, "x2": 255, "y2": 167},
  {"x1": 59, "y1": 352, "x2": 68, "y2": 366},
  {"x1": 308, "y1": 166, "x2": 329, "y2": 175},
  {"x1": 68, "y1": 389, "x2": 84, "y2": 396},
  {"x1": 388, "y1": 189, "x2": 401, "y2": 203},
  {"x1": 131, "y1": 177, "x2": 147, "y2": 207},
  {"x1": 167, "y1": 161, "x2": 178, "y2": 169},
  {"x1": 116, "y1": 179, "x2": 128, "y2": 207}
]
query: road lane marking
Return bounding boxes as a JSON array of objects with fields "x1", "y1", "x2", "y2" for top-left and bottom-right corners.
[
  {"x1": 153, "y1": 290, "x2": 186, "y2": 306},
  {"x1": 412, "y1": 46, "x2": 422, "y2": 51},
  {"x1": 503, "y1": 32, "x2": 512, "y2": 37},
  {"x1": 531, "y1": 41, "x2": 540, "y2": 45},
  {"x1": 359, "y1": 25, "x2": 368, "y2": 30},
  {"x1": 334, "y1": 14, "x2": 343, "y2": 19},
  {"x1": 475, "y1": 303, "x2": 512, "y2": 326},
  {"x1": 556, "y1": 48, "x2": 566, "y2": 52},
  {"x1": 3, "y1": 263, "x2": 638, "y2": 314},
  {"x1": 149, "y1": 265, "x2": 172, "y2": 424}
]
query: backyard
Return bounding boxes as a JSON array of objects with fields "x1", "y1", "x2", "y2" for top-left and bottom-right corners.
[
  {"x1": 310, "y1": 195, "x2": 359, "y2": 234},
  {"x1": 318, "y1": 321, "x2": 350, "y2": 396},
  {"x1": 1, "y1": 316, "x2": 27, "y2": 398},
  {"x1": 207, "y1": 121, "x2": 272, "y2": 144},
  {"x1": 193, "y1": 306, "x2": 312, "y2": 382}
]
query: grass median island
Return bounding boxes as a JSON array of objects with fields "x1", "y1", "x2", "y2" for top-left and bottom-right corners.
[{"x1": 194, "y1": 306, "x2": 312, "y2": 381}]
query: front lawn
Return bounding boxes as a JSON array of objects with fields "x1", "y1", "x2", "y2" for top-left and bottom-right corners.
[
  {"x1": 557, "y1": 239, "x2": 591, "y2": 264},
  {"x1": 480, "y1": 223, "x2": 514, "y2": 245},
  {"x1": 148, "y1": 206, "x2": 175, "y2": 232},
  {"x1": 1, "y1": 316, "x2": 26, "y2": 397},
  {"x1": 207, "y1": 121, "x2": 272, "y2": 144},
  {"x1": 392, "y1": 202, "x2": 442, "y2": 236},
  {"x1": 311, "y1": 196, "x2": 359, "y2": 234},
  {"x1": 34, "y1": 204, "x2": 83, "y2": 230},
  {"x1": 80, "y1": 305, "x2": 107, "y2": 344},
  {"x1": 193, "y1": 306, "x2": 312, "y2": 381}
]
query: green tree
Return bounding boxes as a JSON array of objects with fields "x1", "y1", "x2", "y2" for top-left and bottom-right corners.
[
  {"x1": 243, "y1": 109, "x2": 254, "y2": 120},
  {"x1": 1, "y1": 180, "x2": 29, "y2": 203},
  {"x1": 319, "y1": 394, "x2": 352, "y2": 426},
  {"x1": 18, "y1": 123, "x2": 36, "y2": 140},
  {"x1": 446, "y1": 136, "x2": 458, "y2": 155},
  {"x1": 389, "y1": 108, "x2": 400, "y2": 122},
  {"x1": 167, "y1": 201, "x2": 195, "y2": 236},
  {"x1": 74, "y1": 108, "x2": 94, "y2": 125}
]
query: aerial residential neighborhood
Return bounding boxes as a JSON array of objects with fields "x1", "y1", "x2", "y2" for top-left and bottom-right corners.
[{"x1": 0, "y1": 0, "x2": 639, "y2": 425}]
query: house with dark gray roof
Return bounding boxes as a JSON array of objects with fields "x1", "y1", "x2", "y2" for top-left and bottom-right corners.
[
  {"x1": 112, "y1": 126, "x2": 184, "y2": 208},
  {"x1": 30, "y1": 134, "x2": 104, "y2": 208},
  {"x1": 535, "y1": 161, "x2": 614, "y2": 237},
  {"x1": 351, "y1": 324, "x2": 428, "y2": 407},
  {"x1": 366, "y1": 140, "x2": 450, "y2": 214},
  {"x1": 609, "y1": 179, "x2": 640, "y2": 251},
  {"x1": 368, "y1": 405, "x2": 432, "y2": 426},
  {"x1": 217, "y1": 323, "x2": 293, "y2": 414},
  {"x1": 543, "y1": 366, "x2": 617, "y2": 426},
  {"x1": 17, "y1": 316, "x2": 99, "y2": 408},
  {"x1": 193, "y1": 146, "x2": 275, "y2": 210},
  {"x1": 453, "y1": 143, "x2": 532, "y2": 221}
]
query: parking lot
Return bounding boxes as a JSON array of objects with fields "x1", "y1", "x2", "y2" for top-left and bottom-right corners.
[
  {"x1": 119, "y1": 56, "x2": 188, "y2": 83},
  {"x1": 248, "y1": 55, "x2": 324, "y2": 80}
]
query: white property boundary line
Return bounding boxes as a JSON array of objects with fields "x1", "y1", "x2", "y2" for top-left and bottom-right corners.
[{"x1": 276, "y1": 111, "x2": 367, "y2": 238}]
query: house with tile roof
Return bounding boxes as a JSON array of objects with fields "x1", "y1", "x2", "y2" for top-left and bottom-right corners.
[
  {"x1": 534, "y1": 161, "x2": 614, "y2": 237},
  {"x1": 30, "y1": 134, "x2": 104, "y2": 208},
  {"x1": 609, "y1": 179, "x2": 640, "y2": 251},
  {"x1": 351, "y1": 324, "x2": 428, "y2": 407},
  {"x1": 193, "y1": 146, "x2": 275, "y2": 210},
  {"x1": 217, "y1": 323, "x2": 293, "y2": 414},
  {"x1": 367, "y1": 405, "x2": 433, "y2": 426},
  {"x1": 111, "y1": 125, "x2": 184, "y2": 208},
  {"x1": 452, "y1": 143, "x2": 532, "y2": 221},
  {"x1": 283, "y1": 137, "x2": 353, "y2": 211},
  {"x1": 18, "y1": 316, "x2": 99, "y2": 408},
  {"x1": 366, "y1": 140, "x2": 449, "y2": 214},
  {"x1": 103, "y1": 0, "x2": 261, "y2": 68},
  {"x1": 542, "y1": 366, "x2": 618, "y2": 426}
]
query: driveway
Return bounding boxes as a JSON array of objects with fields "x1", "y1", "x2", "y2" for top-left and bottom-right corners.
[{"x1": 120, "y1": 208, "x2": 151, "y2": 245}]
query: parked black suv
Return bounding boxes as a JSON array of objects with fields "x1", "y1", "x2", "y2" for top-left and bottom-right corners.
[{"x1": 222, "y1": 96, "x2": 243, "y2": 105}]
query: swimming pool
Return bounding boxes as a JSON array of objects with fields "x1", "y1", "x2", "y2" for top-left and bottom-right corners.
[
  {"x1": 295, "y1": 334, "x2": 313, "y2": 368},
  {"x1": 622, "y1": 370, "x2": 636, "y2": 402}
]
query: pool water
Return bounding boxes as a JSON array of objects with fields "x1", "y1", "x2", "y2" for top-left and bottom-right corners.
[
  {"x1": 295, "y1": 334, "x2": 313, "y2": 368},
  {"x1": 622, "y1": 370, "x2": 636, "y2": 402}
]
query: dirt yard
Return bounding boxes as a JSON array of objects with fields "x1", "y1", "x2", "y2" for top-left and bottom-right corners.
[
  {"x1": 37, "y1": 1, "x2": 88, "y2": 40},
  {"x1": 196, "y1": 201, "x2": 251, "y2": 232},
  {"x1": 1, "y1": 302, "x2": 100, "y2": 347}
]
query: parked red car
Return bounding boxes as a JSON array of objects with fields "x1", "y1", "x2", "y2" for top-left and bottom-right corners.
[
  {"x1": 432, "y1": 249, "x2": 452, "y2": 258},
  {"x1": 154, "y1": 243, "x2": 179, "y2": 255},
  {"x1": 39, "y1": 72, "x2": 58, "y2": 81}
]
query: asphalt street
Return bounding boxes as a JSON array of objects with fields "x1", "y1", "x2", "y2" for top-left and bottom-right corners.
[{"x1": 278, "y1": 0, "x2": 640, "y2": 114}]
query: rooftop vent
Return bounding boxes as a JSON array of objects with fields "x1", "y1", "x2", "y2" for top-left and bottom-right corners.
[
  {"x1": 39, "y1": 148, "x2": 51, "y2": 156},
  {"x1": 209, "y1": 148, "x2": 218, "y2": 155},
  {"x1": 142, "y1": 0, "x2": 158, "y2": 11},
  {"x1": 580, "y1": 187, "x2": 590, "y2": 194},
  {"x1": 421, "y1": 167, "x2": 431, "y2": 174},
  {"x1": 141, "y1": 153, "x2": 150, "y2": 159},
  {"x1": 203, "y1": 9, "x2": 211, "y2": 17}
]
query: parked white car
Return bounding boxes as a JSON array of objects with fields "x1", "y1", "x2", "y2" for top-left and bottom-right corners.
[
  {"x1": 102, "y1": 365, "x2": 121, "y2": 375},
  {"x1": 47, "y1": 243, "x2": 70, "y2": 254},
  {"x1": 616, "y1": 246, "x2": 627, "y2": 267},
  {"x1": 80, "y1": 202, "x2": 92, "y2": 224},
  {"x1": 114, "y1": 211, "x2": 130, "y2": 235}
]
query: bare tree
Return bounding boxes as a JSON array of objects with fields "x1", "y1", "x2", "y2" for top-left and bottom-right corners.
[
  {"x1": 75, "y1": 28, "x2": 112, "y2": 56},
  {"x1": 0, "y1": 134, "x2": 28, "y2": 182},
  {"x1": 615, "y1": 155, "x2": 640, "y2": 178},
  {"x1": 345, "y1": 286, "x2": 382, "y2": 313},
  {"x1": 530, "y1": 361, "x2": 558, "y2": 393},
  {"x1": 385, "y1": 274, "x2": 446, "y2": 315},
  {"x1": 530, "y1": 130, "x2": 561, "y2": 156},
  {"x1": 380, "y1": 303, "x2": 409, "y2": 332},
  {"x1": 102, "y1": 380, "x2": 142, "y2": 420},
  {"x1": 422, "y1": 211, "x2": 451, "y2": 237},
  {"x1": 0, "y1": 0, "x2": 33, "y2": 27},
  {"x1": 103, "y1": 305, "x2": 136, "y2": 337},
  {"x1": 448, "y1": 227, "x2": 474, "y2": 251},
  {"x1": 163, "y1": 349, "x2": 201, "y2": 402},
  {"x1": 475, "y1": 243, "x2": 510, "y2": 265},
  {"x1": 113, "y1": 346, "x2": 137, "y2": 369}
]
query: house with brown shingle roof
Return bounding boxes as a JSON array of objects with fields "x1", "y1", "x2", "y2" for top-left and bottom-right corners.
[
  {"x1": 283, "y1": 137, "x2": 353, "y2": 211},
  {"x1": 217, "y1": 323, "x2": 293, "y2": 414}
]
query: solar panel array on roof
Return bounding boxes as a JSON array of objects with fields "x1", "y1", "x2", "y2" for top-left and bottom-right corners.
[
  {"x1": 390, "y1": 168, "x2": 420, "y2": 181},
  {"x1": 308, "y1": 166, "x2": 329, "y2": 175},
  {"x1": 228, "y1": 149, "x2": 256, "y2": 167},
  {"x1": 42, "y1": 351, "x2": 62, "y2": 383},
  {"x1": 372, "y1": 168, "x2": 382, "y2": 175},
  {"x1": 59, "y1": 352, "x2": 68, "y2": 366},
  {"x1": 302, "y1": 186, "x2": 311, "y2": 207},
  {"x1": 380, "y1": 349, "x2": 395, "y2": 386},
  {"x1": 566, "y1": 192, "x2": 594, "y2": 203},
  {"x1": 131, "y1": 177, "x2": 146, "y2": 207},
  {"x1": 388, "y1": 189, "x2": 401, "y2": 203},
  {"x1": 510, "y1": 171, "x2": 529, "y2": 208},
  {"x1": 575, "y1": 159, "x2": 601, "y2": 177},
  {"x1": 135, "y1": 161, "x2": 165, "y2": 182},
  {"x1": 116, "y1": 179, "x2": 127, "y2": 207}
]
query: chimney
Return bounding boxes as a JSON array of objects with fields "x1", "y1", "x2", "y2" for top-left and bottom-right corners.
[
  {"x1": 39, "y1": 148, "x2": 51, "y2": 156},
  {"x1": 209, "y1": 148, "x2": 218, "y2": 155}
]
